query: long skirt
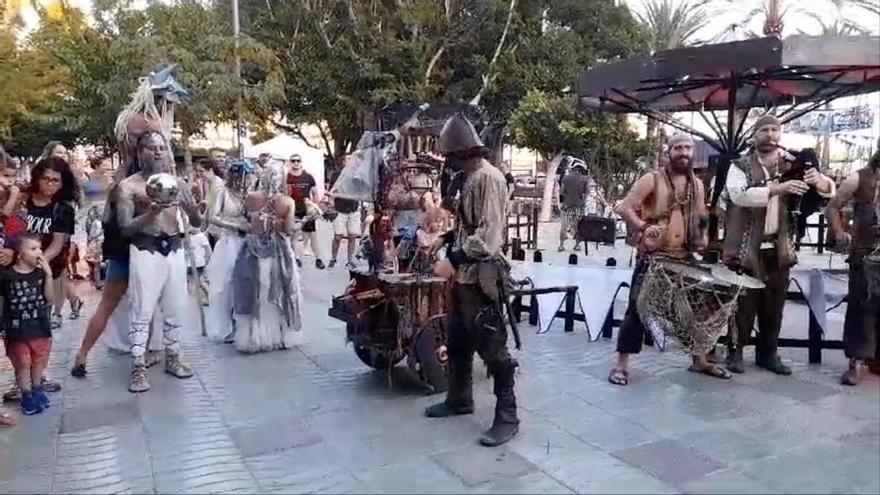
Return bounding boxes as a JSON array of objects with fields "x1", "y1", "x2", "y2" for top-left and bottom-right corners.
[
  {"x1": 233, "y1": 245, "x2": 303, "y2": 354},
  {"x1": 204, "y1": 234, "x2": 246, "y2": 342}
]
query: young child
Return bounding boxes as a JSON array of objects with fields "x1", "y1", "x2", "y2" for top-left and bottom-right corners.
[
  {"x1": 1, "y1": 235, "x2": 55, "y2": 415},
  {"x1": 186, "y1": 228, "x2": 212, "y2": 303}
]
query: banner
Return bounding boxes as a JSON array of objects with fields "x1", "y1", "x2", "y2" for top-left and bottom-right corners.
[{"x1": 786, "y1": 105, "x2": 875, "y2": 135}]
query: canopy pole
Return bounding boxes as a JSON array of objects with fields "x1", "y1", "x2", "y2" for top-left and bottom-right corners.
[{"x1": 707, "y1": 72, "x2": 740, "y2": 260}]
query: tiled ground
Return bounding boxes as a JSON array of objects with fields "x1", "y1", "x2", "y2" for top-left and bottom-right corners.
[{"x1": 0, "y1": 221, "x2": 877, "y2": 494}]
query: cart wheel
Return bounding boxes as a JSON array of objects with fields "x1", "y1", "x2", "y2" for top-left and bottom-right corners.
[
  {"x1": 414, "y1": 316, "x2": 449, "y2": 394},
  {"x1": 353, "y1": 344, "x2": 403, "y2": 370}
]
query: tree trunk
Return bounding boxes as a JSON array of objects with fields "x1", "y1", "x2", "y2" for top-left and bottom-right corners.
[
  {"x1": 470, "y1": 0, "x2": 517, "y2": 106},
  {"x1": 539, "y1": 152, "x2": 564, "y2": 222}
]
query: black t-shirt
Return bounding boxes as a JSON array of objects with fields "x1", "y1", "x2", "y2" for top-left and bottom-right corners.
[
  {"x1": 287, "y1": 172, "x2": 316, "y2": 202},
  {"x1": 1, "y1": 267, "x2": 51, "y2": 342},
  {"x1": 329, "y1": 169, "x2": 359, "y2": 214},
  {"x1": 25, "y1": 199, "x2": 75, "y2": 278}
]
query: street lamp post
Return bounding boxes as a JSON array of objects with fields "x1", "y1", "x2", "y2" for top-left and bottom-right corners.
[{"x1": 232, "y1": 0, "x2": 243, "y2": 156}]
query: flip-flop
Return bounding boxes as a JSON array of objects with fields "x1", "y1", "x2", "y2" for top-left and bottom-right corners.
[
  {"x1": 608, "y1": 368, "x2": 629, "y2": 386},
  {"x1": 688, "y1": 364, "x2": 732, "y2": 380}
]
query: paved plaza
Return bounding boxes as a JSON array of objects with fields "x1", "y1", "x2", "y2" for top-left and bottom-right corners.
[{"x1": 1, "y1": 223, "x2": 878, "y2": 494}]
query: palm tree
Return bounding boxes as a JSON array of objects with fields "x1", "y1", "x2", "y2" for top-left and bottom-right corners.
[
  {"x1": 636, "y1": 0, "x2": 713, "y2": 53},
  {"x1": 635, "y1": 0, "x2": 713, "y2": 154},
  {"x1": 719, "y1": 0, "x2": 877, "y2": 39},
  {"x1": 798, "y1": 12, "x2": 869, "y2": 36}
]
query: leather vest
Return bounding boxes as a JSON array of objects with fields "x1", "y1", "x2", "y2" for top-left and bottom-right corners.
[
  {"x1": 722, "y1": 153, "x2": 796, "y2": 277},
  {"x1": 851, "y1": 167, "x2": 879, "y2": 253},
  {"x1": 632, "y1": 169, "x2": 701, "y2": 258}
]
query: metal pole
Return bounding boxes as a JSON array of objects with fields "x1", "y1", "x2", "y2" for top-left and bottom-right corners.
[{"x1": 232, "y1": 0, "x2": 243, "y2": 157}]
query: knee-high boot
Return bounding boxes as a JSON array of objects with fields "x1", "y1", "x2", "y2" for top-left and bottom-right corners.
[
  {"x1": 479, "y1": 359, "x2": 519, "y2": 447},
  {"x1": 425, "y1": 351, "x2": 474, "y2": 417}
]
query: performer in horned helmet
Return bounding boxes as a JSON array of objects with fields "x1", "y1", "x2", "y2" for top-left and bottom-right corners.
[
  {"x1": 71, "y1": 75, "x2": 177, "y2": 380},
  {"x1": 425, "y1": 115, "x2": 519, "y2": 447}
]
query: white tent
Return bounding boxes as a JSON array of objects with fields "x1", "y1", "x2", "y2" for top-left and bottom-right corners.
[{"x1": 243, "y1": 134, "x2": 326, "y2": 189}]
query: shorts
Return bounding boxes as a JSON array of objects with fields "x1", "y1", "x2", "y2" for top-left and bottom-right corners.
[
  {"x1": 6, "y1": 337, "x2": 52, "y2": 371},
  {"x1": 105, "y1": 259, "x2": 130, "y2": 281},
  {"x1": 333, "y1": 212, "x2": 362, "y2": 237}
]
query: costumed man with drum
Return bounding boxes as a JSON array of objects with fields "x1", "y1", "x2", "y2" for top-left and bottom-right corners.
[
  {"x1": 722, "y1": 114, "x2": 835, "y2": 375},
  {"x1": 116, "y1": 131, "x2": 203, "y2": 393},
  {"x1": 826, "y1": 149, "x2": 880, "y2": 386},
  {"x1": 608, "y1": 133, "x2": 724, "y2": 386},
  {"x1": 426, "y1": 116, "x2": 520, "y2": 447}
]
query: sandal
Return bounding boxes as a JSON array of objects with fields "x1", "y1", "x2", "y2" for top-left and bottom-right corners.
[
  {"x1": 70, "y1": 298, "x2": 84, "y2": 320},
  {"x1": 71, "y1": 362, "x2": 87, "y2": 378},
  {"x1": 688, "y1": 364, "x2": 732, "y2": 380},
  {"x1": 608, "y1": 368, "x2": 629, "y2": 386}
]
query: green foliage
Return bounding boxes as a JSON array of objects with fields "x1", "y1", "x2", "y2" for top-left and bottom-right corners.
[
  {"x1": 509, "y1": 90, "x2": 652, "y2": 200},
  {"x1": 3, "y1": 0, "x2": 647, "y2": 167},
  {"x1": 2, "y1": 0, "x2": 283, "y2": 156}
]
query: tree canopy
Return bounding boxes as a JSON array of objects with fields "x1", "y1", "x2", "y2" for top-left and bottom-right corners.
[{"x1": 2, "y1": 0, "x2": 650, "y2": 168}]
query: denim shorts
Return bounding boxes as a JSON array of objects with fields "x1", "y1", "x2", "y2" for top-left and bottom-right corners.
[{"x1": 105, "y1": 259, "x2": 130, "y2": 281}]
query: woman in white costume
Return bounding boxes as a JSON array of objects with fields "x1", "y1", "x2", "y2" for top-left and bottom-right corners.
[
  {"x1": 203, "y1": 159, "x2": 252, "y2": 343},
  {"x1": 231, "y1": 164, "x2": 303, "y2": 353}
]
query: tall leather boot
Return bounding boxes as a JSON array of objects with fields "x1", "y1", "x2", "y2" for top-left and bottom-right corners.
[
  {"x1": 479, "y1": 361, "x2": 519, "y2": 447},
  {"x1": 425, "y1": 352, "x2": 474, "y2": 417}
]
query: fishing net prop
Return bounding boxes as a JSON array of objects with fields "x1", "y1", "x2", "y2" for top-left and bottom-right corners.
[{"x1": 635, "y1": 259, "x2": 740, "y2": 355}]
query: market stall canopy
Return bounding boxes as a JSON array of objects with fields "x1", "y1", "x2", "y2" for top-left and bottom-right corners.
[
  {"x1": 575, "y1": 35, "x2": 880, "y2": 153},
  {"x1": 243, "y1": 134, "x2": 325, "y2": 189}
]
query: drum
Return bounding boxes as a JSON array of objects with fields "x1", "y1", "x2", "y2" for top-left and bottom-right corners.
[
  {"x1": 636, "y1": 259, "x2": 740, "y2": 354},
  {"x1": 379, "y1": 273, "x2": 448, "y2": 337},
  {"x1": 577, "y1": 216, "x2": 616, "y2": 244},
  {"x1": 379, "y1": 273, "x2": 450, "y2": 393}
]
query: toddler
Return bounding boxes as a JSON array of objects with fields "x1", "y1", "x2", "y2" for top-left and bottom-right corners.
[{"x1": 1, "y1": 235, "x2": 55, "y2": 415}]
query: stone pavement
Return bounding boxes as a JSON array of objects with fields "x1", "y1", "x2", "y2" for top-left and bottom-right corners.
[{"x1": 1, "y1": 221, "x2": 878, "y2": 494}]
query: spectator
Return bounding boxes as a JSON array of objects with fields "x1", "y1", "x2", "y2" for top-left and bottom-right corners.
[{"x1": 286, "y1": 154, "x2": 325, "y2": 269}]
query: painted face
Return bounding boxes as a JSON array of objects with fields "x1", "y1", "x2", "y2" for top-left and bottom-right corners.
[
  {"x1": 137, "y1": 133, "x2": 168, "y2": 173},
  {"x1": 754, "y1": 124, "x2": 782, "y2": 153},
  {"x1": 667, "y1": 142, "x2": 694, "y2": 174}
]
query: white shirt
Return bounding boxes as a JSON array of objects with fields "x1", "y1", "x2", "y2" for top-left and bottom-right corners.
[
  {"x1": 724, "y1": 160, "x2": 835, "y2": 241},
  {"x1": 188, "y1": 231, "x2": 212, "y2": 268}
]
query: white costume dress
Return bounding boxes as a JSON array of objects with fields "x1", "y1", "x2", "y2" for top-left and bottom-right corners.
[
  {"x1": 232, "y1": 228, "x2": 303, "y2": 353},
  {"x1": 204, "y1": 188, "x2": 247, "y2": 342}
]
